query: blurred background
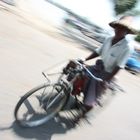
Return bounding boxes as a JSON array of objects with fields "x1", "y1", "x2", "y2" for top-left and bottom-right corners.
[
  {"x1": 2, "y1": 0, "x2": 140, "y2": 49},
  {"x1": 0, "y1": 0, "x2": 140, "y2": 140},
  {"x1": 3, "y1": 0, "x2": 140, "y2": 72}
]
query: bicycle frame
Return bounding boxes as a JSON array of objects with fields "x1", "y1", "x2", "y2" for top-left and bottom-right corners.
[
  {"x1": 75, "y1": 60, "x2": 103, "y2": 82},
  {"x1": 42, "y1": 60, "x2": 125, "y2": 96},
  {"x1": 42, "y1": 60, "x2": 103, "y2": 82},
  {"x1": 42, "y1": 60, "x2": 104, "y2": 98}
]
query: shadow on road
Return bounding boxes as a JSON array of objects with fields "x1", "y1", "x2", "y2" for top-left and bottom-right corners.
[
  {"x1": 0, "y1": 88, "x2": 124, "y2": 140},
  {"x1": 13, "y1": 117, "x2": 76, "y2": 140},
  {"x1": 0, "y1": 114, "x2": 78, "y2": 140}
]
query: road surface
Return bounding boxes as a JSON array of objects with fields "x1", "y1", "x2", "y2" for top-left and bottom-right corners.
[{"x1": 0, "y1": 4, "x2": 140, "y2": 140}]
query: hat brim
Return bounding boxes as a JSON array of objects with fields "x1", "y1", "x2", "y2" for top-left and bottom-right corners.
[{"x1": 109, "y1": 21, "x2": 138, "y2": 35}]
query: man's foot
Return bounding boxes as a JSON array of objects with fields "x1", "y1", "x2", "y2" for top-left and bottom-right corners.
[{"x1": 72, "y1": 104, "x2": 93, "y2": 124}]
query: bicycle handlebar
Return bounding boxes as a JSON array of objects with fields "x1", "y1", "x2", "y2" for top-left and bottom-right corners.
[{"x1": 74, "y1": 60, "x2": 103, "y2": 82}]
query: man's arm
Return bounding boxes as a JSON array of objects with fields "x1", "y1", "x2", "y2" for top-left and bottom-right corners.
[{"x1": 85, "y1": 51, "x2": 99, "y2": 61}]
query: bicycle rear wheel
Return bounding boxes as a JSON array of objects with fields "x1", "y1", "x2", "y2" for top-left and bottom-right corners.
[{"x1": 14, "y1": 83, "x2": 70, "y2": 127}]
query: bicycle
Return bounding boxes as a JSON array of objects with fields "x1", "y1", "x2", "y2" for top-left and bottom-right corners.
[{"x1": 14, "y1": 59, "x2": 123, "y2": 127}]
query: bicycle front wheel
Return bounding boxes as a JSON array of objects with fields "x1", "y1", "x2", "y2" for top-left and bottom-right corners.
[{"x1": 14, "y1": 83, "x2": 70, "y2": 127}]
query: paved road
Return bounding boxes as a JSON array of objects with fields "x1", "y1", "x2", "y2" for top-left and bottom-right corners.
[{"x1": 0, "y1": 4, "x2": 140, "y2": 140}]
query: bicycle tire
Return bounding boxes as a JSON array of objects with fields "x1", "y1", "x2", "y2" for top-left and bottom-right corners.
[{"x1": 14, "y1": 83, "x2": 70, "y2": 127}]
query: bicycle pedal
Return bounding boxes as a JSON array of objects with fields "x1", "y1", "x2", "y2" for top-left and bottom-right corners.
[{"x1": 96, "y1": 100, "x2": 103, "y2": 107}]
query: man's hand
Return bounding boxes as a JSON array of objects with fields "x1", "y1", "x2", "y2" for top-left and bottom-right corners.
[{"x1": 77, "y1": 58, "x2": 85, "y2": 64}]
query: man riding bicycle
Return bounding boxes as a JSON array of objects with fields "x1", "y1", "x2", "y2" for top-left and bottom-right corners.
[{"x1": 76, "y1": 15, "x2": 138, "y2": 118}]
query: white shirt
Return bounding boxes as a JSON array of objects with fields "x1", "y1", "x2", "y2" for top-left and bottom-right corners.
[{"x1": 95, "y1": 37, "x2": 134, "y2": 72}]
